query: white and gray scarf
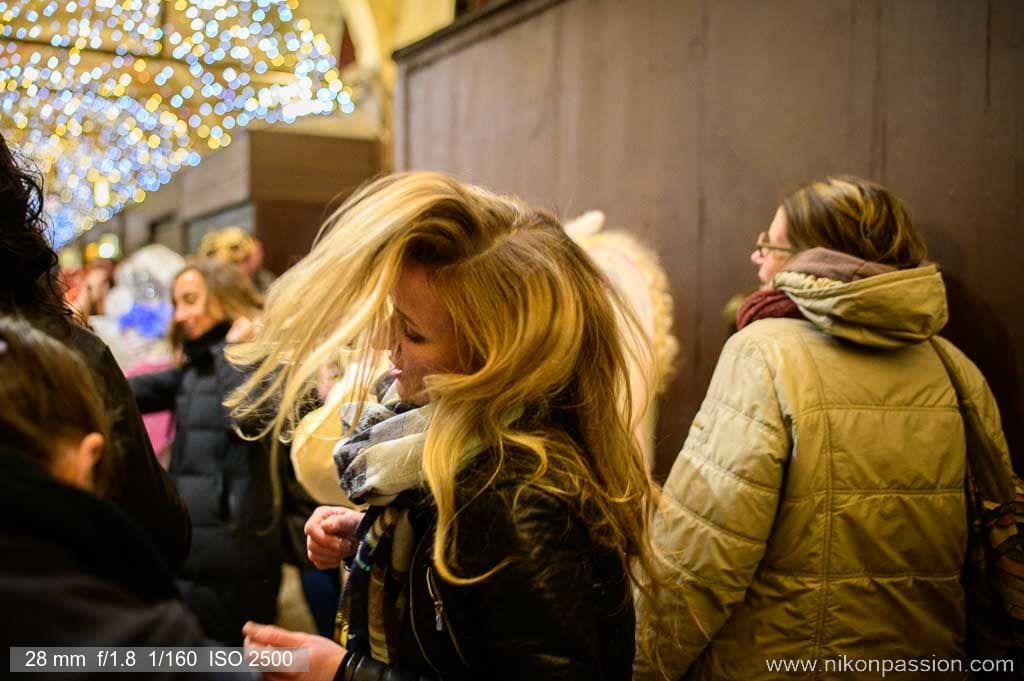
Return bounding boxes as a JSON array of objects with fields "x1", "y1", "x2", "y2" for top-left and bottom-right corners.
[
  {"x1": 331, "y1": 379, "x2": 428, "y2": 663},
  {"x1": 333, "y1": 380, "x2": 431, "y2": 505}
]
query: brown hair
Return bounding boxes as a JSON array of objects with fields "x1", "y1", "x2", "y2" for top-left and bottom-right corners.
[
  {"x1": 782, "y1": 175, "x2": 928, "y2": 267},
  {"x1": 0, "y1": 316, "x2": 115, "y2": 494},
  {"x1": 169, "y1": 258, "x2": 263, "y2": 350}
]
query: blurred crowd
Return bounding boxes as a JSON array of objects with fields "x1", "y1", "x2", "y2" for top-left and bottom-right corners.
[{"x1": 1, "y1": 118, "x2": 1021, "y2": 681}]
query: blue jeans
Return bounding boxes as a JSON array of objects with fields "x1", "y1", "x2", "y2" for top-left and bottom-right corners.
[{"x1": 300, "y1": 567, "x2": 341, "y2": 639}]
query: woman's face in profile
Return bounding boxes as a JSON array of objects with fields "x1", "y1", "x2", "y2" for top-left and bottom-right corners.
[
  {"x1": 751, "y1": 206, "x2": 793, "y2": 288},
  {"x1": 172, "y1": 270, "x2": 226, "y2": 341},
  {"x1": 387, "y1": 264, "x2": 461, "y2": 406}
]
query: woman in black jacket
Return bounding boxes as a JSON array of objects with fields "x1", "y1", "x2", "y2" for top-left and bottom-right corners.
[
  {"x1": 130, "y1": 258, "x2": 280, "y2": 645},
  {"x1": 0, "y1": 129, "x2": 190, "y2": 570},
  {"x1": 230, "y1": 173, "x2": 669, "y2": 680}
]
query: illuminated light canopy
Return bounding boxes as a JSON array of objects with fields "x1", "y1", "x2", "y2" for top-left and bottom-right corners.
[{"x1": 0, "y1": 0, "x2": 357, "y2": 247}]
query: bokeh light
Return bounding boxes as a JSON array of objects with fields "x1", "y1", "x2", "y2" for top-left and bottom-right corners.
[{"x1": 0, "y1": 0, "x2": 357, "y2": 247}]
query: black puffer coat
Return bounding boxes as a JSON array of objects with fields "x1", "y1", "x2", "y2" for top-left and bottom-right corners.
[
  {"x1": 129, "y1": 322, "x2": 280, "y2": 644},
  {"x1": 337, "y1": 451, "x2": 636, "y2": 681}
]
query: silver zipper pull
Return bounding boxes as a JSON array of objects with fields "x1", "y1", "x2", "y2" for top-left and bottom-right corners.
[{"x1": 427, "y1": 566, "x2": 444, "y2": 632}]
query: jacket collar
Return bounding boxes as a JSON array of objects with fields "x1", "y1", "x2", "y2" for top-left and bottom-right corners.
[
  {"x1": 182, "y1": 319, "x2": 231, "y2": 364},
  {"x1": 772, "y1": 248, "x2": 948, "y2": 348},
  {"x1": 0, "y1": 447, "x2": 179, "y2": 602}
]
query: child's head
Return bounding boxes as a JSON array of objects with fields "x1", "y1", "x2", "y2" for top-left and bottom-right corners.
[{"x1": 0, "y1": 316, "x2": 113, "y2": 493}]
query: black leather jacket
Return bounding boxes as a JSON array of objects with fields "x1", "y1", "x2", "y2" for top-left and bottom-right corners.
[{"x1": 336, "y1": 453, "x2": 636, "y2": 681}]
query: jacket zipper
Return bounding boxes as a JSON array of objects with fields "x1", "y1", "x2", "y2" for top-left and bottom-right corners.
[
  {"x1": 426, "y1": 566, "x2": 444, "y2": 632},
  {"x1": 410, "y1": 532, "x2": 446, "y2": 681},
  {"x1": 426, "y1": 566, "x2": 469, "y2": 666}
]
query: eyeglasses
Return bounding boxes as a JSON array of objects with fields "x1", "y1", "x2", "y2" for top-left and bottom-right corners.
[{"x1": 755, "y1": 232, "x2": 795, "y2": 257}]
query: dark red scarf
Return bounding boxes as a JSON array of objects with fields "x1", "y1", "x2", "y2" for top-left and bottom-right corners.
[{"x1": 735, "y1": 288, "x2": 802, "y2": 330}]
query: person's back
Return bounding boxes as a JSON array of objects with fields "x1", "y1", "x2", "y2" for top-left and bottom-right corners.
[
  {"x1": 635, "y1": 177, "x2": 1003, "y2": 681},
  {"x1": 0, "y1": 317, "x2": 205, "y2": 663},
  {"x1": 29, "y1": 312, "x2": 192, "y2": 567},
  {"x1": 673, "y1": 265, "x2": 969, "y2": 679},
  {"x1": 0, "y1": 129, "x2": 191, "y2": 569},
  {"x1": 0, "y1": 450, "x2": 202, "y2": 648}
]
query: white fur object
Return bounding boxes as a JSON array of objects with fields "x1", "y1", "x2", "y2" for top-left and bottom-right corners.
[
  {"x1": 563, "y1": 209, "x2": 607, "y2": 238},
  {"x1": 563, "y1": 209, "x2": 679, "y2": 471},
  {"x1": 116, "y1": 243, "x2": 187, "y2": 293}
]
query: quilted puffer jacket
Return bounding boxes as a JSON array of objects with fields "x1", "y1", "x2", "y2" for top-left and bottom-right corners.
[
  {"x1": 129, "y1": 321, "x2": 280, "y2": 644},
  {"x1": 636, "y1": 255, "x2": 1007, "y2": 680}
]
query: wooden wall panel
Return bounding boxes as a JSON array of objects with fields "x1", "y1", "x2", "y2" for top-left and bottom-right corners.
[
  {"x1": 250, "y1": 133, "x2": 382, "y2": 274},
  {"x1": 395, "y1": 0, "x2": 1024, "y2": 475},
  {"x1": 254, "y1": 199, "x2": 335, "y2": 275},
  {"x1": 877, "y1": 0, "x2": 1024, "y2": 465},
  {"x1": 123, "y1": 174, "x2": 185, "y2": 253},
  {"x1": 249, "y1": 131, "x2": 380, "y2": 204},
  {"x1": 180, "y1": 133, "x2": 250, "y2": 221}
]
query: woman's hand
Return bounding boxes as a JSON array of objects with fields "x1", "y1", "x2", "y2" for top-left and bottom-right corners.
[
  {"x1": 315, "y1": 364, "x2": 340, "y2": 401},
  {"x1": 226, "y1": 316, "x2": 257, "y2": 343},
  {"x1": 305, "y1": 506, "x2": 363, "y2": 569},
  {"x1": 242, "y1": 621, "x2": 345, "y2": 681}
]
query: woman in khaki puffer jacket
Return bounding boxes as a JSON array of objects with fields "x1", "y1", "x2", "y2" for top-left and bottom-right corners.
[{"x1": 636, "y1": 176, "x2": 1011, "y2": 681}]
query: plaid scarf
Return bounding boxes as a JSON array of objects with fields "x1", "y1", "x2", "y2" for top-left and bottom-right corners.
[{"x1": 332, "y1": 382, "x2": 430, "y2": 664}]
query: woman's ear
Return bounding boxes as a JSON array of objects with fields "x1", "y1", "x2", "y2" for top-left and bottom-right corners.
[
  {"x1": 55, "y1": 433, "x2": 104, "y2": 491},
  {"x1": 79, "y1": 433, "x2": 105, "y2": 469}
]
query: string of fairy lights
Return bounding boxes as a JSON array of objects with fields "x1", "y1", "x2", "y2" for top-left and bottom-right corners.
[{"x1": 0, "y1": 0, "x2": 356, "y2": 247}]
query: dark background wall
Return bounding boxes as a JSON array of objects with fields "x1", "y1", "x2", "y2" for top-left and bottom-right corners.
[
  {"x1": 247, "y1": 131, "x2": 382, "y2": 274},
  {"x1": 394, "y1": 0, "x2": 1024, "y2": 476}
]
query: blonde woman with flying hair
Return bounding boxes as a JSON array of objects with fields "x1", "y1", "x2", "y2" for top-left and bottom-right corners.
[{"x1": 231, "y1": 172, "x2": 666, "y2": 680}]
